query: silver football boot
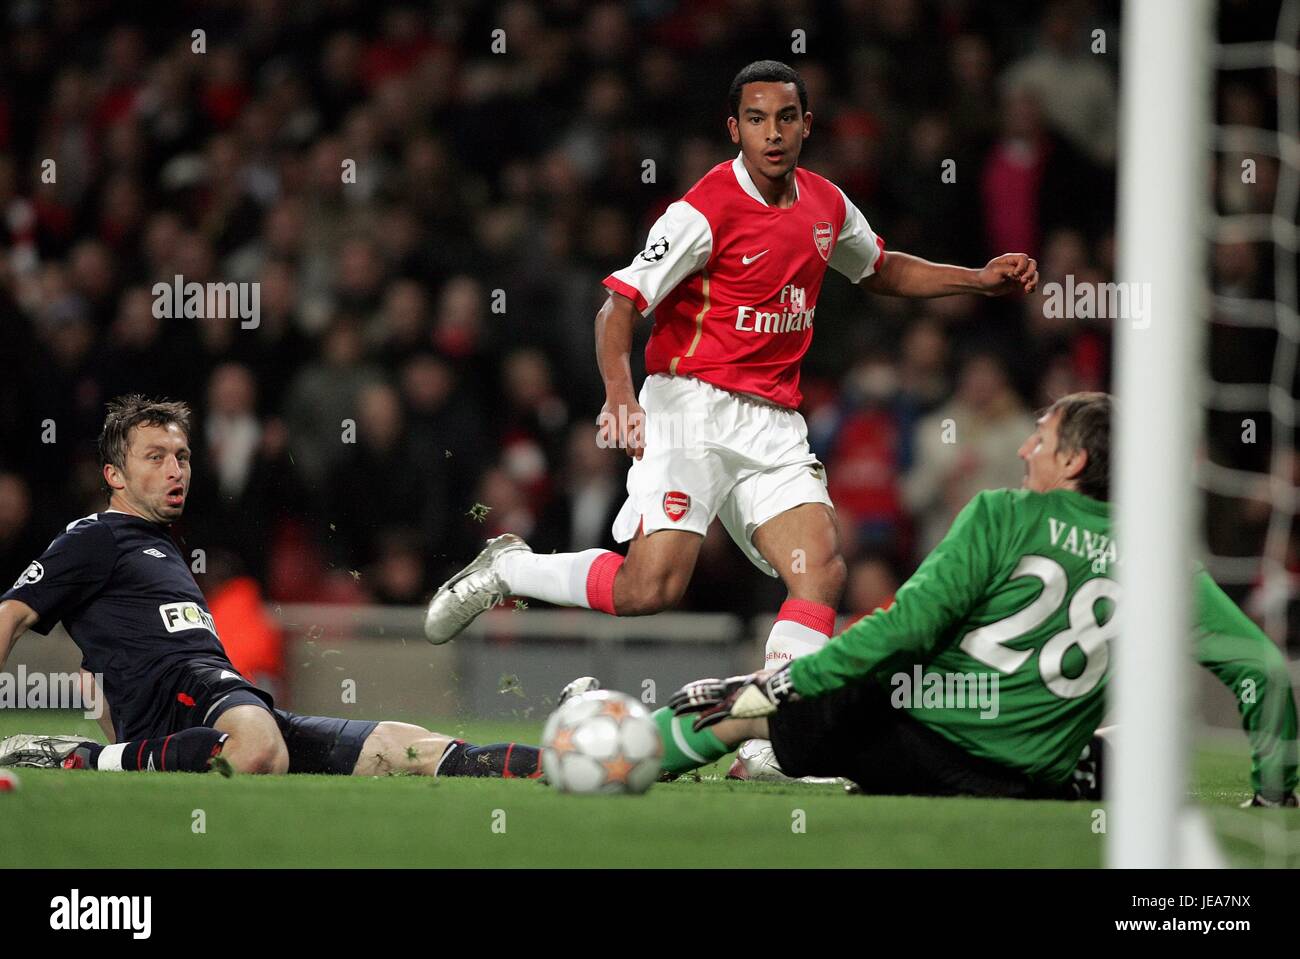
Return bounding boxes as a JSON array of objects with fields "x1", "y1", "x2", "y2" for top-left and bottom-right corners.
[
  {"x1": 423, "y1": 534, "x2": 532, "y2": 644},
  {"x1": 0, "y1": 734, "x2": 94, "y2": 769},
  {"x1": 557, "y1": 676, "x2": 601, "y2": 707},
  {"x1": 728, "y1": 738, "x2": 845, "y2": 785}
]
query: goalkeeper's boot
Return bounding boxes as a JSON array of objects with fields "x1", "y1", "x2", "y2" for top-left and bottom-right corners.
[
  {"x1": 1069, "y1": 725, "x2": 1116, "y2": 801},
  {"x1": 731, "y1": 739, "x2": 844, "y2": 785},
  {"x1": 1069, "y1": 738, "x2": 1102, "y2": 800},
  {"x1": 1066, "y1": 725, "x2": 1115, "y2": 800},
  {"x1": 424, "y1": 534, "x2": 531, "y2": 645},
  {"x1": 731, "y1": 739, "x2": 789, "y2": 782},
  {"x1": 557, "y1": 676, "x2": 600, "y2": 707},
  {"x1": 0, "y1": 734, "x2": 97, "y2": 769}
]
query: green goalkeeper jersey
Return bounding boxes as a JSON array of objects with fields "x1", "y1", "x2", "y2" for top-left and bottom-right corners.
[{"x1": 790, "y1": 488, "x2": 1299, "y2": 793}]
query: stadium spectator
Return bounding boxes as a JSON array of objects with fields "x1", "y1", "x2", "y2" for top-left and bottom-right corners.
[
  {"x1": 326, "y1": 380, "x2": 445, "y2": 571},
  {"x1": 99, "y1": 286, "x2": 176, "y2": 406},
  {"x1": 398, "y1": 351, "x2": 486, "y2": 511},
  {"x1": 531, "y1": 423, "x2": 624, "y2": 557},
  {"x1": 370, "y1": 277, "x2": 429, "y2": 369},
  {"x1": 895, "y1": 319, "x2": 951, "y2": 451},
  {"x1": 366, "y1": 528, "x2": 431, "y2": 606},
  {"x1": 499, "y1": 348, "x2": 569, "y2": 515},
  {"x1": 844, "y1": 554, "x2": 901, "y2": 623},
  {"x1": 980, "y1": 86, "x2": 1051, "y2": 259},
  {"x1": 282, "y1": 314, "x2": 384, "y2": 492},
  {"x1": 1003, "y1": 0, "x2": 1118, "y2": 166},
  {"x1": 185, "y1": 362, "x2": 304, "y2": 582},
  {"x1": 431, "y1": 274, "x2": 495, "y2": 416},
  {"x1": 469, "y1": 466, "x2": 535, "y2": 545},
  {"x1": 0, "y1": 474, "x2": 42, "y2": 587},
  {"x1": 244, "y1": 258, "x2": 312, "y2": 413},
  {"x1": 903, "y1": 352, "x2": 1035, "y2": 553},
  {"x1": 823, "y1": 354, "x2": 908, "y2": 554}
]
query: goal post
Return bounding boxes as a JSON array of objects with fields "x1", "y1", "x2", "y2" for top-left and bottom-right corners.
[{"x1": 1109, "y1": 0, "x2": 1214, "y2": 868}]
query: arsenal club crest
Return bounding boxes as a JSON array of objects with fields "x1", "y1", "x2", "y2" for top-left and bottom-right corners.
[
  {"x1": 813, "y1": 221, "x2": 833, "y2": 261},
  {"x1": 663, "y1": 491, "x2": 691, "y2": 522}
]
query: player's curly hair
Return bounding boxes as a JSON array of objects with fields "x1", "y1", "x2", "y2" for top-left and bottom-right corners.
[
  {"x1": 98, "y1": 394, "x2": 193, "y2": 497},
  {"x1": 1046, "y1": 391, "x2": 1111, "y2": 502},
  {"x1": 728, "y1": 60, "x2": 808, "y2": 118}
]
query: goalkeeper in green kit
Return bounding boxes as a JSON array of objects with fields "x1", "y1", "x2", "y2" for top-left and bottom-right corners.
[{"x1": 661, "y1": 391, "x2": 1299, "y2": 804}]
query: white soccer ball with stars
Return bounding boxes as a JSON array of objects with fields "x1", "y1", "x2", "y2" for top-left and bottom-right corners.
[{"x1": 542, "y1": 689, "x2": 662, "y2": 795}]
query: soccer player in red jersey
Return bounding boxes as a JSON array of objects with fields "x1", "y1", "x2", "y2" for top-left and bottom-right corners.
[{"x1": 426, "y1": 60, "x2": 1037, "y2": 771}]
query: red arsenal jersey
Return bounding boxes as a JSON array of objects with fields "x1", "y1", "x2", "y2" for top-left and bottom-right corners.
[{"x1": 603, "y1": 155, "x2": 885, "y2": 408}]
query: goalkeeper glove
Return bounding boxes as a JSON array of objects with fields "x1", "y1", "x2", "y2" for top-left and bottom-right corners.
[
  {"x1": 668, "y1": 664, "x2": 798, "y2": 731},
  {"x1": 1240, "y1": 792, "x2": 1298, "y2": 809}
]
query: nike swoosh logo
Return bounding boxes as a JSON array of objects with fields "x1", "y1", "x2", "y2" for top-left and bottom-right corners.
[{"x1": 742, "y1": 250, "x2": 770, "y2": 265}]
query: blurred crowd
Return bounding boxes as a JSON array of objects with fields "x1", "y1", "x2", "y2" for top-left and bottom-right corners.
[{"x1": 0, "y1": 0, "x2": 1291, "y2": 638}]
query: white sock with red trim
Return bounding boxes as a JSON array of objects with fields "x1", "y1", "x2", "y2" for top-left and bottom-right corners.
[
  {"x1": 764, "y1": 599, "x2": 837, "y2": 668},
  {"x1": 495, "y1": 549, "x2": 624, "y2": 613},
  {"x1": 737, "y1": 599, "x2": 838, "y2": 779}
]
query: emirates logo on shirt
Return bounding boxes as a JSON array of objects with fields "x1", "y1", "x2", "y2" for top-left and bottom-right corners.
[
  {"x1": 663, "y1": 491, "x2": 691, "y2": 522},
  {"x1": 735, "y1": 283, "x2": 815, "y2": 334},
  {"x1": 813, "y1": 222, "x2": 833, "y2": 260}
]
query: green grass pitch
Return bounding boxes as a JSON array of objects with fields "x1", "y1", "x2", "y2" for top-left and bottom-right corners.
[{"x1": 0, "y1": 711, "x2": 1289, "y2": 868}]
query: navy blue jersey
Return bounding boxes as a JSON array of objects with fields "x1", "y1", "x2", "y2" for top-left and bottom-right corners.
[{"x1": 2, "y1": 510, "x2": 237, "y2": 736}]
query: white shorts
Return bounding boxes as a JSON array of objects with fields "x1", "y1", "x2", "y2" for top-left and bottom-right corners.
[{"x1": 612, "y1": 374, "x2": 833, "y2": 577}]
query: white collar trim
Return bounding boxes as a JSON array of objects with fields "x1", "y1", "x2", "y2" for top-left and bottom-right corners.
[{"x1": 731, "y1": 153, "x2": 797, "y2": 206}]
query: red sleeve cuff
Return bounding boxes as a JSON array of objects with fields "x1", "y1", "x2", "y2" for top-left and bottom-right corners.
[
  {"x1": 602, "y1": 275, "x2": 649, "y2": 314},
  {"x1": 872, "y1": 234, "x2": 886, "y2": 273}
]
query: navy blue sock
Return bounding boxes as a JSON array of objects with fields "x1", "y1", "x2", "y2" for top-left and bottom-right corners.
[
  {"x1": 94, "y1": 729, "x2": 230, "y2": 772},
  {"x1": 436, "y1": 740, "x2": 542, "y2": 778}
]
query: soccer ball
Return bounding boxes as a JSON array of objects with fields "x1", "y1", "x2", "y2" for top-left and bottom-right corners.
[{"x1": 542, "y1": 689, "x2": 662, "y2": 795}]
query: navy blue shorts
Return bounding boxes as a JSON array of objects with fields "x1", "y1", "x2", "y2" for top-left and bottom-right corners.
[
  {"x1": 114, "y1": 659, "x2": 274, "y2": 741},
  {"x1": 269, "y1": 709, "x2": 381, "y2": 775},
  {"x1": 121, "y1": 660, "x2": 378, "y2": 775}
]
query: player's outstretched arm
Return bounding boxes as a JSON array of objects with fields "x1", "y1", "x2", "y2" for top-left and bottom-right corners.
[
  {"x1": 1193, "y1": 572, "x2": 1300, "y2": 804},
  {"x1": 861, "y1": 251, "x2": 1038, "y2": 298},
  {"x1": 595, "y1": 291, "x2": 647, "y2": 460},
  {"x1": 0, "y1": 599, "x2": 39, "y2": 672}
]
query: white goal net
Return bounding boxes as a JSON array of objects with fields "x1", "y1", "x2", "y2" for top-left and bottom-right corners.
[{"x1": 1197, "y1": 0, "x2": 1300, "y2": 867}]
